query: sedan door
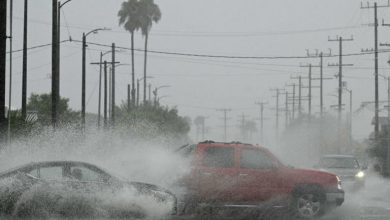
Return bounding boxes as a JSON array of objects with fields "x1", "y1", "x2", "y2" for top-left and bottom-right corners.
[{"x1": 66, "y1": 164, "x2": 113, "y2": 193}]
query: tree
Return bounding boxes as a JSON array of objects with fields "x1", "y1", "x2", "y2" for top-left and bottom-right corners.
[
  {"x1": 242, "y1": 120, "x2": 257, "y2": 141},
  {"x1": 368, "y1": 128, "x2": 390, "y2": 177},
  {"x1": 27, "y1": 93, "x2": 79, "y2": 125},
  {"x1": 139, "y1": 0, "x2": 161, "y2": 104},
  {"x1": 118, "y1": 0, "x2": 142, "y2": 107},
  {"x1": 116, "y1": 103, "x2": 190, "y2": 145},
  {"x1": 194, "y1": 116, "x2": 205, "y2": 140}
]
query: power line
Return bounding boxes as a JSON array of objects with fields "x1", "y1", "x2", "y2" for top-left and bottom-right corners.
[
  {"x1": 6, "y1": 39, "x2": 390, "y2": 61},
  {"x1": 13, "y1": 16, "x2": 365, "y2": 37},
  {"x1": 74, "y1": 40, "x2": 390, "y2": 60},
  {"x1": 6, "y1": 39, "x2": 70, "y2": 54}
]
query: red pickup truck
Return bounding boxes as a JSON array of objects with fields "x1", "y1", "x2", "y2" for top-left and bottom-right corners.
[{"x1": 176, "y1": 141, "x2": 344, "y2": 219}]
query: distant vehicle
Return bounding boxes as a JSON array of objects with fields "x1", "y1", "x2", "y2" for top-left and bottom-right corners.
[
  {"x1": 176, "y1": 141, "x2": 344, "y2": 219},
  {"x1": 0, "y1": 161, "x2": 176, "y2": 218},
  {"x1": 317, "y1": 155, "x2": 366, "y2": 191}
]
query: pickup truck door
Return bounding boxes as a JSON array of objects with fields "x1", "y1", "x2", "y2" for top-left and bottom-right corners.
[
  {"x1": 237, "y1": 147, "x2": 281, "y2": 202},
  {"x1": 198, "y1": 146, "x2": 240, "y2": 203}
]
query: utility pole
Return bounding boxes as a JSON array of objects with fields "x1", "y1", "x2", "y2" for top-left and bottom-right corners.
[
  {"x1": 104, "y1": 61, "x2": 108, "y2": 128},
  {"x1": 300, "y1": 64, "x2": 320, "y2": 117},
  {"x1": 329, "y1": 36, "x2": 353, "y2": 152},
  {"x1": 52, "y1": 0, "x2": 58, "y2": 128},
  {"x1": 109, "y1": 67, "x2": 111, "y2": 119},
  {"x1": 255, "y1": 101, "x2": 267, "y2": 144},
  {"x1": 290, "y1": 75, "x2": 311, "y2": 117},
  {"x1": 306, "y1": 49, "x2": 333, "y2": 116},
  {"x1": 90, "y1": 59, "x2": 119, "y2": 128},
  {"x1": 217, "y1": 108, "x2": 231, "y2": 142},
  {"x1": 386, "y1": 77, "x2": 390, "y2": 174},
  {"x1": 82, "y1": 32, "x2": 86, "y2": 130},
  {"x1": 298, "y1": 76, "x2": 302, "y2": 116},
  {"x1": 21, "y1": 0, "x2": 28, "y2": 119},
  {"x1": 271, "y1": 88, "x2": 285, "y2": 140},
  {"x1": 98, "y1": 53, "x2": 102, "y2": 128},
  {"x1": 380, "y1": 20, "x2": 390, "y2": 174},
  {"x1": 285, "y1": 91, "x2": 290, "y2": 128},
  {"x1": 148, "y1": 84, "x2": 151, "y2": 103},
  {"x1": 292, "y1": 85, "x2": 296, "y2": 120},
  {"x1": 111, "y1": 43, "x2": 116, "y2": 126},
  {"x1": 81, "y1": 28, "x2": 109, "y2": 130},
  {"x1": 286, "y1": 84, "x2": 297, "y2": 120},
  {"x1": 136, "y1": 79, "x2": 140, "y2": 107},
  {"x1": 7, "y1": 0, "x2": 13, "y2": 144},
  {"x1": 239, "y1": 113, "x2": 249, "y2": 141},
  {"x1": 0, "y1": 0, "x2": 6, "y2": 132},
  {"x1": 361, "y1": 1, "x2": 390, "y2": 138},
  {"x1": 56, "y1": 1, "x2": 71, "y2": 115},
  {"x1": 328, "y1": 36, "x2": 353, "y2": 120},
  {"x1": 308, "y1": 64, "x2": 312, "y2": 116},
  {"x1": 344, "y1": 88, "x2": 353, "y2": 148},
  {"x1": 127, "y1": 84, "x2": 131, "y2": 111}
]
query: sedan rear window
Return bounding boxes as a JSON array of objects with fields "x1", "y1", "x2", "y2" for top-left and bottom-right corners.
[
  {"x1": 39, "y1": 166, "x2": 63, "y2": 180},
  {"x1": 203, "y1": 147, "x2": 234, "y2": 168}
]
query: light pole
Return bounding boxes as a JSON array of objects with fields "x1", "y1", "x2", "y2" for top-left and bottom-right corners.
[
  {"x1": 56, "y1": 0, "x2": 71, "y2": 105},
  {"x1": 153, "y1": 85, "x2": 170, "y2": 106},
  {"x1": 136, "y1": 76, "x2": 154, "y2": 107},
  {"x1": 81, "y1": 28, "x2": 109, "y2": 130},
  {"x1": 96, "y1": 50, "x2": 122, "y2": 128}
]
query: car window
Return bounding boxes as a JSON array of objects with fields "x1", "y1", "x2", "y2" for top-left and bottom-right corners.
[
  {"x1": 28, "y1": 168, "x2": 39, "y2": 178},
  {"x1": 240, "y1": 148, "x2": 276, "y2": 169},
  {"x1": 39, "y1": 166, "x2": 63, "y2": 180},
  {"x1": 70, "y1": 166, "x2": 103, "y2": 182},
  {"x1": 320, "y1": 157, "x2": 359, "y2": 169},
  {"x1": 203, "y1": 147, "x2": 234, "y2": 168},
  {"x1": 179, "y1": 144, "x2": 196, "y2": 158}
]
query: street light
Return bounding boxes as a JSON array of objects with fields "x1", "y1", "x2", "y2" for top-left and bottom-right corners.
[
  {"x1": 136, "y1": 76, "x2": 154, "y2": 106},
  {"x1": 152, "y1": 85, "x2": 170, "y2": 106},
  {"x1": 57, "y1": 0, "x2": 71, "y2": 107},
  {"x1": 81, "y1": 27, "x2": 110, "y2": 130}
]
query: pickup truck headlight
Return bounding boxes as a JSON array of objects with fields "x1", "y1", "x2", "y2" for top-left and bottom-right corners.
[{"x1": 355, "y1": 171, "x2": 365, "y2": 178}]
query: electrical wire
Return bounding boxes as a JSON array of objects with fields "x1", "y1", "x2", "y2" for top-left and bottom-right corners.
[
  {"x1": 6, "y1": 39, "x2": 71, "y2": 54},
  {"x1": 73, "y1": 40, "x2": 390, "y2": 60}
]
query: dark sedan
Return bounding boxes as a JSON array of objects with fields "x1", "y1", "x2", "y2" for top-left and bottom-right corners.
[{"x1": 0, "y1": 161, "x2": 176, "y2": 218}]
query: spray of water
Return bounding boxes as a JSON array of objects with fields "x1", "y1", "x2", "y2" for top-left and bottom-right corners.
[{"x1": 0, "y1": 126, "x2": 191, "y2": 218}]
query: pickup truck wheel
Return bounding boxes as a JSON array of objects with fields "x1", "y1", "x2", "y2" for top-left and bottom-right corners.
[{"x1": 291, "y1": 187, "x2": 325, "y2": 219}]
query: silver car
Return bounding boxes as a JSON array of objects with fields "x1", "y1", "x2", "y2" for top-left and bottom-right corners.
[{"x1": 317, "y1": 155, "x2": 366, "y2": 191}]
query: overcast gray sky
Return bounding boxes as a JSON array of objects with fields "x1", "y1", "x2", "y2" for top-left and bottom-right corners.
[{"x1": 5, "y1": 0, "x2": 390, "y2": 142}]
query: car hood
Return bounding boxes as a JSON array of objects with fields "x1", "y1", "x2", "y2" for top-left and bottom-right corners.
[
  {"x1": 279, "y1": 167, "x2": 338, "y2": 186},
  {"x1": 318, "y1": 168, "x2": 359, "y2": 178}
]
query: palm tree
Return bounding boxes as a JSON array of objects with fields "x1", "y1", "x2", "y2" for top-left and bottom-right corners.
[
  {"x1": 118, "y1": 0, "x2": 141, "y2": 107},
  {"x1": 139, "y1": 0, "x2": 161, "y2": 104}
]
